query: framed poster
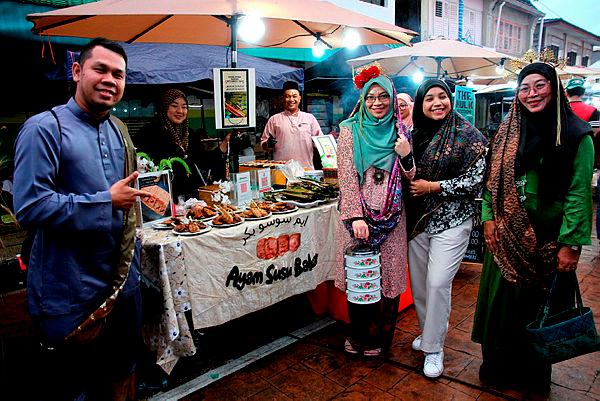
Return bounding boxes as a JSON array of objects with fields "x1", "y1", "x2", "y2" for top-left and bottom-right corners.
[
  {"x1": 135, "y1": 170, "x2": 174, "y2": 228},
  {"x1": 214, "y1": 68, "x2": 256, "y2": 129},
  {"x1": 312, "y1": 134, "x2": 338, "y2": 168}
]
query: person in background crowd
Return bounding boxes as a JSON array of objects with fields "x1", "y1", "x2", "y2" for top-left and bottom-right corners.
[
  {"x1": 13, "y1": 37, "x2": 152, "y2": 401},
  {"x1": 472, "y1": 63, "x2": 594, "y2": 391},
  {"x1": 405, "y1": 79, "x2": 487, "y2": 378},
  {"x1": 566, "y1": 78, "x2": 600, "y2": 135},
  {"x1": 261, "y1": 81, "x2": 323, "y2": 169},
  {"x1": 136, "y1": 89, "x2": 231, "y2": 198},
  {"x1": 397, "y1": 92, "x2": 414, "y2": 131},
  {"x1": 565, "y1": 77, "x2": 600, "y2": 243},
  {"x1": 335, "y1": 67, "x2": 414, "y2": 357}
]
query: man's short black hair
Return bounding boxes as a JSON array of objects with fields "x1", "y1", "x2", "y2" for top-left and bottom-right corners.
[
  {"x1": 566, "y1": 86, "x2": 585, "y2": 97},
  {"x1": 78, "y1": 37, "x2": 128, "y2": 67}
]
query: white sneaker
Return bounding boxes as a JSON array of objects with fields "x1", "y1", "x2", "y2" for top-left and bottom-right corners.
[
  {"x1": 423, "y1": 351, "x2": 444, "y2": 378},
  {"x1": 411, "y1": 335, "x2": 422, "y2": 351}
]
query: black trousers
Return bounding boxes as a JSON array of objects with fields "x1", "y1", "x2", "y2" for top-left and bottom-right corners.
[{"x1": 33, "y1": 289, "x2": 142, "y2": 401}]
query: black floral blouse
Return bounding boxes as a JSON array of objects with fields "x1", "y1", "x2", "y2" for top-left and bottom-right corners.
[{"x1": 425, "y1": 156, "x2": 486, "y2": 234}]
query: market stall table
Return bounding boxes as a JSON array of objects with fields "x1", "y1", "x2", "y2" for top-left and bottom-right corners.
[{"x1": 141, "y1": 202, "x2": 338, "y2": 373}]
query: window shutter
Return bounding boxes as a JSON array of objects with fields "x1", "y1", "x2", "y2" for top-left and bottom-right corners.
[
  {"x1": 449, "y1": 3, "x2": 458, "y2": 39},
  {"x1": 433, "y1": 0, "x2": 445, "y2": 37}
]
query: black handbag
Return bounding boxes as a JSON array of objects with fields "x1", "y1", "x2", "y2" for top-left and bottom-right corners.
[{"x1": 526, "y1": 273, "x2": 600, "y2": 364}]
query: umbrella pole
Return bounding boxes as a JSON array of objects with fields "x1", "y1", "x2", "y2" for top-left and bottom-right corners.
[
  {"x1": 231, "y1": 15, "x2": 238, "y2": 68},
  {"x1": 436, "y1": 57, "x2": 442, "y2": 78}
]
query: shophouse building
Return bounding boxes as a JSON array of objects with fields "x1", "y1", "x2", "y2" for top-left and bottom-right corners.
[{"x1": 534, "y1": 18, "x2": 600, "y2": 67}]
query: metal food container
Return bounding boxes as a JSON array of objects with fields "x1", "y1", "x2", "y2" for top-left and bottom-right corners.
[{"x1": 344, "y1": 244, "x2": 382, "y2": 304}]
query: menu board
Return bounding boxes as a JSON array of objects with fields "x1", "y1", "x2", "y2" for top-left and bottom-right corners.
[
  {"x1": 214, "y1": 68, "x2": 256, "y2": 129},
  {"x1": 312, "y1": 134, "x2": 338, "y2": 168}
]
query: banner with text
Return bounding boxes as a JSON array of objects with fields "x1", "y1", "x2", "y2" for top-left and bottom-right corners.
[{"x1": 185, "y1": 203, "x2": 338, "y2": 328}]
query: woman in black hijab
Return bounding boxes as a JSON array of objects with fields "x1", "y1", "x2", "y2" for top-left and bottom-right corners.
[
  {"x1": 472, "y1": 62, "x2": 594, "y2": 390},
  {"x1": 136, "y1": 89, "x2": 231, "y2": 199},
  {"x1": 406, "y1": 79, "x2": 487, "y2": 378}
]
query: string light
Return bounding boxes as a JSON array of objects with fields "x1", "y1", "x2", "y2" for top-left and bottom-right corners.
[
  {"x1": 312, "y1": 35, "x2": 327, "y2": 58},
  {"x1": 342, "y1": 28, "x2": 361, "y2": 50},
  {"x1": 412, "y1": 69, "x2": 424, "y2": 84},
  {"x1": 238, "y1": 15, "x2": 265, "y2": 43}
]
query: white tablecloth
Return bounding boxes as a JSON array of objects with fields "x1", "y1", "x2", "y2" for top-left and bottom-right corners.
[{"x1": 141, "y1": 202, "x2": 338, "y2": 373}]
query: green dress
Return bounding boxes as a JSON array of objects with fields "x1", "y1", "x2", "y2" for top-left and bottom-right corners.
[{"x1": 471, "y1": 136, "x2": 594, "y2": 383}]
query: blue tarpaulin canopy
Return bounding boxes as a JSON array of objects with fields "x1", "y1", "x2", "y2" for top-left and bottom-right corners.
[
  {"x1": 97, "y1": 43, "x2": 303, "y2": 89},
  {"x1": 55, "y1": 42, "x2": 304, "y2": 89}
]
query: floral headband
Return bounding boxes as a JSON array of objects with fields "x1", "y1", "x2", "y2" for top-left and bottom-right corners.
[{"x1": 353, "y1": 65, "x2": 382, "y2": 90}]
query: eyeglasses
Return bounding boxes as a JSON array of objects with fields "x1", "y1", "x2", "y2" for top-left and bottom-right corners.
[
  {"x1": 517, "y1": 80, "x2": 550, "y2": 96},
  {"x1": 365, "y1": 93, "x2": 390, "y2": 103},
  {"x1": 398, "y1": 103, "x2": 409, "y2": 109}
]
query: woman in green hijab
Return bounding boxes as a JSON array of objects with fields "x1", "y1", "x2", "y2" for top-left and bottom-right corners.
[{"x1": 335, "y1": 67, "x2": 415, "y2": 356}]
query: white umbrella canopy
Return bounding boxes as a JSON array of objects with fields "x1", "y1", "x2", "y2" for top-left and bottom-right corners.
[
  {"x1": 27, "y1": 0, "x2": 416, "y2": 48},
  {"x1": 556, "y1": 66, "x2": 600, "y2": 79},
  {"x1": 347, "y1": 38, "x2": 513, "y2": 79}
]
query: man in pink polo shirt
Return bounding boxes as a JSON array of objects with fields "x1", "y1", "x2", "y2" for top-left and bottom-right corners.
[{"x1": 261, "y1": 81, "x2": 323, "y2": 169}]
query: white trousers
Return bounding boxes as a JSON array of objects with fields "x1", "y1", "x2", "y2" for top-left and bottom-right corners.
[{"x1": 408, "y1": 218, "x2": 473, "y2": 353}]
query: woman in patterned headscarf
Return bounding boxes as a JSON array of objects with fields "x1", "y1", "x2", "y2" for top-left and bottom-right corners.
[
  {"x1": 472, "y1": 62, "x2": 594, "y2": 391},
  {"x1": 405, "y1": 79, "x2": 487, "y2": 379},
  {"x1": 137, "y1": 89, "x2": 230, "y2": 199},
  {"x1": 397, "y1": 92, "x2": 414, "y2": 131},
  {"x1": 335, "y1": 67, "x2": 414, "y2": 357}
]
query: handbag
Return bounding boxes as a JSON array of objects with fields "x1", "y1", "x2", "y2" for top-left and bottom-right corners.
[{"x1": 526, "y1": 272, "x2": 600, "y2": 364}]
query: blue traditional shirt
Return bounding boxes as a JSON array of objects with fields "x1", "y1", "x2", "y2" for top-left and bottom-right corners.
[{"x1": 14, "y1": 98, "x2": 139, "y2": 319}]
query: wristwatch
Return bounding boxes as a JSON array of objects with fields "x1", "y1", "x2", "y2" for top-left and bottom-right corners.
[{"x1": 563, "y1": 244, "x2": 582, "y2": 252}]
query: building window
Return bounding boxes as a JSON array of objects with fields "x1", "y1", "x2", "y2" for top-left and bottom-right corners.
[
  {"x1": 360, "y1": 0, "x2": 385, "y2": 5},
  {"x1": 495, "y1": 19, "x2": 523, "y2": 54},
  {"x1": 567, "y1": 51, "x2": 577, "y2": 66},
  {"x1": 548, "y1": 45, "x2": 559, "y2": 59},
  {"x1": 435, "y1": 0, "x2": 443, "y2": 18},
  {"x1": 433, "y1": 1, "x2": 481, "y2": 44},
  {"x1": 582, "y1": 56, "x2": 589, "y2": 67}
]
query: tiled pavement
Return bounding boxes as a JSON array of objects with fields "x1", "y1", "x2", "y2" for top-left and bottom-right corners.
[{"x1": 179, "y1": 244, "x2": 600, "y2": 401}]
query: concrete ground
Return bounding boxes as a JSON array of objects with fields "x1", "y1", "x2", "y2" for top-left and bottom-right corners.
[{"x1": 167, "y1": 243, "x2": 600, "y2": 401}]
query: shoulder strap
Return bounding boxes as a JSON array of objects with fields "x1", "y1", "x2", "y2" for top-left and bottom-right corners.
[{"x1": 49, "y1": 109, "x2": 63, "y2": 146}]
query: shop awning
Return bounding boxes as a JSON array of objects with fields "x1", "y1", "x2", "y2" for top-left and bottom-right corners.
[{"x1": 52, "y1": 42, "x2": 304, "y2": 89}]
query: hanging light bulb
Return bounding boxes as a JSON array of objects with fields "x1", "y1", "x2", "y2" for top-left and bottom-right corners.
[
  {"x1": 312, "y1": 38, "x2": 327, "y2": 58},
  {"x1": 342, "y1": 28, "x2": 361, "y2": 50},
  {"x1": 495, "y1": 59, "x2": 505, "y2": 74},
  {"x1": 238, "y1": 15, "x2": 265, "y2": 43},
  {"x1": 412, "y1": 70, "x2": 424, "y2": 84}
]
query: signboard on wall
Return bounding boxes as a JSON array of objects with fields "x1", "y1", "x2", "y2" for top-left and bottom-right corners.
[
  {"x1": 213, "y1": 68, "x2": 256, "y2": 129},
  {"x1": 454, "y1": 85, "x2": 475, "y2": 124}
]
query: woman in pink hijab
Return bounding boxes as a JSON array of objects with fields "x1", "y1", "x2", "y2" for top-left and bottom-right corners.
[{"x1": 397, "y1": 93, "x2": 414, "y2": 131}]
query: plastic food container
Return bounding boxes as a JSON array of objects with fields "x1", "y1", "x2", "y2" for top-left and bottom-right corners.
[{"x1": 303, "y1": 170, "x2": 324, "y2": 181}]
